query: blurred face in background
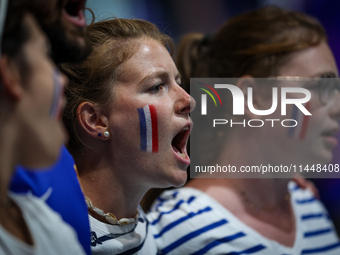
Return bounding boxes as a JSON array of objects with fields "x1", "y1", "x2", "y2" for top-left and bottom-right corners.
[
  {"x1": 17, "y1": 14, "x2": 68, "y2": 168},
  {"x1": 259, "y1": 42, "x2": 340, "y2": 166},
  {"x1": 30, "y1": 0, "x2": 91, "y2": 63}
]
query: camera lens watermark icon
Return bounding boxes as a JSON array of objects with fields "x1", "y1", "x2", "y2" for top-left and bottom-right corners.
[{"x1": 197, "y1": 82, "x2": 223, "y2": 115}]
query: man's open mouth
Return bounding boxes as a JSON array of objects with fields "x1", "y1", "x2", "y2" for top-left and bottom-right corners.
[{"x1": 63, "y1": 0, "x2": 86, "y2": 28}]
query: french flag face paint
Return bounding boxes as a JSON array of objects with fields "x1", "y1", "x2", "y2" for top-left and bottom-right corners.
[
  {"x1": 288, "y1": 101, "x2": 311, "y2": 140},
  {"x1": 137, "y1": 105, "x2": 159, "y2": 153},
  {"x1": 49, "y1": 69, "x2": 63, "y2": 120}
]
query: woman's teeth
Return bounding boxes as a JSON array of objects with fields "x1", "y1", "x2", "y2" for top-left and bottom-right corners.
[{"x1": 179, "y1": 152, "x2": 186, "y2": 158}]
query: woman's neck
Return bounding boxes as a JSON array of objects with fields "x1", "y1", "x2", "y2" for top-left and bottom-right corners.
[
  {"x1": 77, "y1": 157, "x2": 146, "y2": 221},
  {"x1": 229, "y1": 178, "x2": 291, "y2": 210},
  {"x1": 217, "y1": 129, "x2": 267, "y2": 169},
  {"x1": 188, "y1": 177, "x2": 290, "y2": 210}
]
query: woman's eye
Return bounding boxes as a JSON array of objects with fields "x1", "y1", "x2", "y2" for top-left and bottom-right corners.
[{"x1": 149, "y1": 84, "x2": 164, "y2": 93}]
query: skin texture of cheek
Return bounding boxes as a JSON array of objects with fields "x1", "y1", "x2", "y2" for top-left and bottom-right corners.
[
  {"x1": 287, "y1": 101, "x2": 311, "y2": 140},
  {"x1": 137, "y1": 104, "x2": 159, "y2": 153},
  {"x1": 49, "y1": 69, "x2": 63, "y2": 119}
]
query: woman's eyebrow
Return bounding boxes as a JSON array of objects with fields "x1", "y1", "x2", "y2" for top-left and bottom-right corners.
[
  {"x1": 311, "y1": 71, "x2": 337, "y2": 78},
  {"x1": 140, "y1": 71, "x2": 169, "y2": 84}
]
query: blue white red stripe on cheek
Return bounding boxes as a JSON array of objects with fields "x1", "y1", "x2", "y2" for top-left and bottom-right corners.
[
  {"x1": 49, "y1": 69, "x2": 63, "y2": 119},
  {"x1": 137, "y1": 105, "x2": 159, "y2": 153},
  {"x1": 288, "y1": 101, "x2": 311, "y2": 140}
]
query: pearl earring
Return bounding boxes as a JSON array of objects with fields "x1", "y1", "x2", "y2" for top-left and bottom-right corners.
[{"x1": 103, "y1": 131, "x2": 110, "y2": 138}]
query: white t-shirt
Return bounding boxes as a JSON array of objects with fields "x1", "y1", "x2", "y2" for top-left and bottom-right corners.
[
  {"x1": 89, "y1": 207, "x2": 158, "y2": 255},
  {"x1": 0, "y1": 192, "x2": 85, "y2": 255},
  {"x1": 148, "y1": 182, "x2": 340, "y2": 255}
]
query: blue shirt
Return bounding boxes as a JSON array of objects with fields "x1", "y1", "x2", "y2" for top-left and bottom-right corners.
[{"x1": 10, "y1": 145, "x2": 91, "y2": 255}]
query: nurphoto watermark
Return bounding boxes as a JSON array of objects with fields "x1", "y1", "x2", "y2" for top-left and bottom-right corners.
[{"x1": 190, "y1": 78, "x2": 340, "y2": 178}]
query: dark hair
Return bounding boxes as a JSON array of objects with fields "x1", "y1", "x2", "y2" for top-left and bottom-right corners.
[
  {"x1": 2, "y1": 1, "x2": 29, "y2": 56},
  {"x1": 1, "y1": 0, "x2": 31, "y2": 84},
  {"x1": 177, "y1": 6, "x2": 326, "y2": 89},
  {"x1": 16, "y1": 0, "x2": 91, "y2": 63},
  {"x1": 59, "y1": 18, "x2": 173, "y2": 157}
]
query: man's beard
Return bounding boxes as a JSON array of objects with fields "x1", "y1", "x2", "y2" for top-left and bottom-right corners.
[{"x1": 42, "y1": 21, "x2": 92, "y2": 64}]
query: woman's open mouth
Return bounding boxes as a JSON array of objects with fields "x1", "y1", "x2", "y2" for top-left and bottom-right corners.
[{"x1": 171, "y1": 124, "x2": 192, "y2": 165}]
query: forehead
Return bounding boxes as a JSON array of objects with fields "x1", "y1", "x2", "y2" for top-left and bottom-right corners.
[
  {"x1": 118, "y1": 38, "x2": 177, "y2": 82},
  {"x1": 277, "y1": 42, "x2": 338, "y2": 77}
]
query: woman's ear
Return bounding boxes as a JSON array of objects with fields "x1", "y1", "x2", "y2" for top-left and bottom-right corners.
[
  {"x1": 0, "y1": 56, "x2": 24, "y2": 100},
  {"x1": 236, "y1": 75, "x2": 259, "y2": 119},
  {"x1": 77, "y1": 102, "x2": 110, "y2": 140},
  {"x1": 236, "y1": 75, "x2": 276, "y2": 119}
]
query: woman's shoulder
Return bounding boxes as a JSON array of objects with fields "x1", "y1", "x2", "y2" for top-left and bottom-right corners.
[
  {"x1": 8, "y1": 192, "x2": 85, "y2": 254},
  {"x1": 147, "y1": 187, "x2": 222, "y2": 231},
  {"x1": 148, "y1": 187, "x2": 216, "y2": 214},
  {"x1": 10, "y1": 191, "x2": 68, "y2": 223},
  {"x1": 289, "y1": 181, "x2": 325, "y2": 210},
  {"x1": 147, "y1": 187, "x2": 265, "y2": 255}
]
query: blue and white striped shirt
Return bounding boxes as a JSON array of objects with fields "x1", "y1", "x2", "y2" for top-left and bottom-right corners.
[
  {"x1": 90, "y1": 207, "x2": 158, "y2": 255},
  {"x1": 148, "y1": 183, "x2": 340, "y2": 255}
]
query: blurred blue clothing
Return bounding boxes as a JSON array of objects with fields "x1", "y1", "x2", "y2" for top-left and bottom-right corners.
[{"x1": 9, "y1": 145, "x2": 91, "y2": 255}]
